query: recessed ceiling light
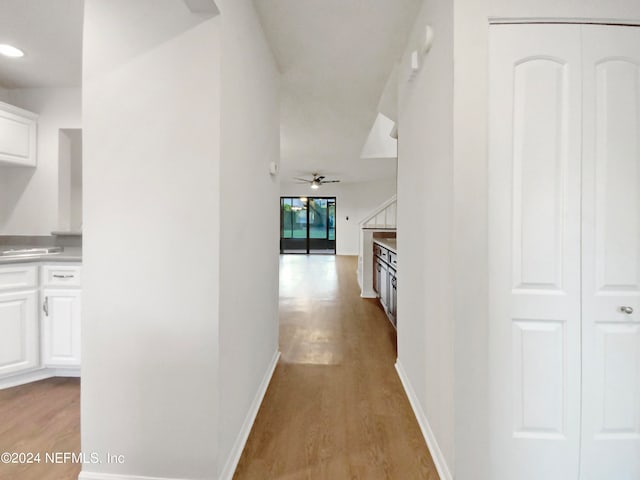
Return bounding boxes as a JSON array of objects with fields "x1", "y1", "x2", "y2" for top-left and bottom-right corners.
[{"x1": 0, "y1": 44, "x2": 24, "y2": 58}]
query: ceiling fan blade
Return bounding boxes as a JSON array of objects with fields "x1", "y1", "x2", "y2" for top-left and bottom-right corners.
[
  {"x1": 316, "y1": 175, "x2": 325, "y2": 181},
  {"x1": 293, "y1": 177, "x2": 311, "y2": 183},
  {"x1": 321, "y1": 180, "x2": 340, "y2": 183}
]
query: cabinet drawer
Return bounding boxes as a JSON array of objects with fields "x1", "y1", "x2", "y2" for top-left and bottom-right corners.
[
  {"x1": 379, "y1": 248, "x2": 388, "y2": 262},
  {"x1": 41, "y1": 265, "x2": 82, "y2": 287},
  {"x1": 389, "y1": 252, "x2": 398, "y2": 268},
  {"x1": 0, "y1": 265, "x2": 37, "y2": 292}
]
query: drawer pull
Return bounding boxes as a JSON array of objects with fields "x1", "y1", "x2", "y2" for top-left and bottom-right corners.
[
  {"x1": 43, "y1": 296, "x2": 49, "y2": 316},
  {"x1": 53, "y1": 274, "x2": 74, "y2": 279}
]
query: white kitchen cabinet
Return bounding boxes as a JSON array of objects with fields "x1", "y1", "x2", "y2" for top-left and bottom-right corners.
[
  {"x1": 41, "y1": 289, "x2": 81, "y2": 367},
  {"x1": 0, "y1": 101, "x2": 38, "y2": 167},
  {"x1": 41, "y1": 264, "x2": 81, "y2": 368},
  {"x1": 0, "y1": 290, "x2": 39, "y2": 376},
  {"x1": 40, "y1": 264, "x2": 82, "y2": 288},
  {"x1": 489, "y1": 23, "x2": 640, "y2": 480}
]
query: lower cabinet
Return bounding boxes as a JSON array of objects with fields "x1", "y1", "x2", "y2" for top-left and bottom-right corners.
[
  {"x1": 379, "y1": 260, "x2": 389, "y2": 310},
  {"x1": 0, "y1": 289, "x2": 38, "y2": 376},
  {"x1": 0, "y1": 262, "x2": 81, "y2": 386},
  {"x1": 388, "y1": 268, "x2": 397, "y2": 327},
  {"x1": 373, "y1": 242, "x2": 398, "y2": 328},
  {"x1": 42, "y1": 288, "x2": 81, "y2": 367}
]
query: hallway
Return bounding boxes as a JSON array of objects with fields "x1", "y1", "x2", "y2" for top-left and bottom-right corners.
[{"x1": 234, "y1": 255, "x2": 438, "y2": 479}]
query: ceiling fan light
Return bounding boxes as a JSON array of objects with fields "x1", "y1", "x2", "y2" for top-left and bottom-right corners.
[{"x1": 310, "y1": 181, "x2": 320, "y2": 190}]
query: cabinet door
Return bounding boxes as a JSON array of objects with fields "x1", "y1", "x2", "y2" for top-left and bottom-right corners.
[
  {"x1": 389, "y1": 269, "x2": 397, "y2": 326},
  {"x1": 580, "y1": 25, "x2": 640, "y2": 480},
  {"x1": 42, "y1": 289, "x2": 81, "y2": 367},
  {"x1": 489, "y1": 24, "x2": 582, "y2": 480},
  {"x1": 0, "y1": 290, "x2": 38, "y2": 376},
  {"x1": 380, "y1": 261, "x2": 389, "y2": 309},
  {"x1": 0, "y1": 102, "x2": 37, "y2": 167},
  {"x1": 373, "y1": 258, "x2": 380, "y2": 294}
]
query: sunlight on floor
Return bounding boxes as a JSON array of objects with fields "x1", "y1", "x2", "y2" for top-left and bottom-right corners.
[{"x1": 279, "y1": 255, "x2": 343, "y2": 365}]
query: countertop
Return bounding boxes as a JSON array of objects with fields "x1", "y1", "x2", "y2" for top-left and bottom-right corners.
[
  {"x1": 373, "y1": 238, "x2": 397, "y2": 253},
  {"x1": 0, "y1": 246, "x2": 82, "y2": 265}
]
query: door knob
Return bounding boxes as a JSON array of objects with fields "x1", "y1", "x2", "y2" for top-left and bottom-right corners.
[{"x1": 620, "y1": 306, "x2": 634, "y2": 315}]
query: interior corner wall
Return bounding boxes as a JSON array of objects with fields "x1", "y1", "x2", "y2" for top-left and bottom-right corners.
[
  {"x1": 57, "y1": 130, "x2": 72, "y2": 231},
  {"x1": 280, "y1": 177, "x2": 397, "y2": 256},
  {"x1": 217, "y1": 0, "x2": 281, "y2": 473},
  {"x1": 81, "y1": 1, "x2": 222, "y2": 478},
  {"x1": 0, "y1": 88, "x2": 81, "y2": 235},
  {"x1": 396, "y1": 0, "x2": 455, "y2": 476},
  {"x1": 69, "y1": 129, "x2": 83, "y2": 230}
]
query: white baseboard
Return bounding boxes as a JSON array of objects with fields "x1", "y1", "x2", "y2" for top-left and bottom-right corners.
[
  {"x1": 218, "y1": 350, "x2": 281, "y2": 480},
  {"x1": 0, "y1": 366, "x2": 81, "y2": 390},
  {"x1": 395, "y1": 360, "x2": 453, "y2": 480},
  {"x1": 79, "y1": 352, "x2": 280, "y2": 480},
  {"x1": 78, "y1": 472, "x2": 192, "y2": 480},
  {"x1": 0, "y1": 368, "x2": 52, "y2": 389},
  {"x1": 53, "y1": 367, "x2": 81, "y2": 377},
  {"x1": 78, "y1": 472, "x2": 187, "y2": 480}
]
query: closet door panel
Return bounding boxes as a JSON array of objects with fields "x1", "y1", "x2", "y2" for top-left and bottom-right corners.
[
  {"x1": 581, "y1": 24, "x2": 640, "y2": 480},
  {"x1": 489, "y1": 24, "x2": 582, "y2": 480}
]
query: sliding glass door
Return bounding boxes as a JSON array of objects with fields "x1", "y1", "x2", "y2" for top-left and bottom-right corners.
[{"x1": 280, "y1": 197, "x2": 336, "y2": 254}]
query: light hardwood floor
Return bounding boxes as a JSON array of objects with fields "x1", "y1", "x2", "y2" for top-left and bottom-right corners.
[
  {"x1": 0, "y1": 255, "x2": 437, "y2": 480},
  {"x1": 0, "y1": 377, "x2": 80, "y2": 480},
  {"x1": 234, "y1": 255, "x2": 439, "y2": 480}
]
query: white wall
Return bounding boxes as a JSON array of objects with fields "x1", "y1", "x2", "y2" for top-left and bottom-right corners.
[
  {"x1": 0, "y1": 88, "x2": 81, "y2": 234},
  {"x1": 81, "y1": 1, "x2": 222, "y2": 478},
  {"x1": 217, "y1": 0, "x2": 280, "y2": 474},
  {"x1": 69, "y1": 129, "x2": 82, "y2": 231},
  {"x1": 280, "y1": 177, "x2": 397, "y2": 255},
  {"x1": 57, "y1": 130, "x2": 71, "y2": 231},
  {"x1": 489, "y1": 0, "x2": 640, "y2": 17},
  {"x1": 57, "y1": 128, "x2": 82, "y2": 232},
  {"x1": 396, "y1": 0, "x2": 455, "y2": 477}
]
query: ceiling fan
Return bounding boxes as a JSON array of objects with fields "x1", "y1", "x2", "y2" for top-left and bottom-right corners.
[{"x1": 293, "y1": 173, "x2": 341, "y2": 190}]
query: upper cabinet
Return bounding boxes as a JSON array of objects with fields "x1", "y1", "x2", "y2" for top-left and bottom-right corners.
[{"x1": 0, "y1": 100, "x2": 38, "y2": 167}]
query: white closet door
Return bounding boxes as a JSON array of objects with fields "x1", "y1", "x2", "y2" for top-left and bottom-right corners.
[
  {"x1": 489, "y1": 24, "x2": 582, "y2": 480},
  {"x1": 581, "y1": 25, "x2": 640, "y2": 480}
]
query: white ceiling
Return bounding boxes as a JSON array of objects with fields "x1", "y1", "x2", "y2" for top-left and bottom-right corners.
[
  {"x1": 0, "y1": 0, "x2": 418, "y2": 183},
  {"x1": 0, "y1": 0, "x2": 83, "y2": 89},
  {"x1": 253, "y1": 0, "x2": 421, "y2": 183}
]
